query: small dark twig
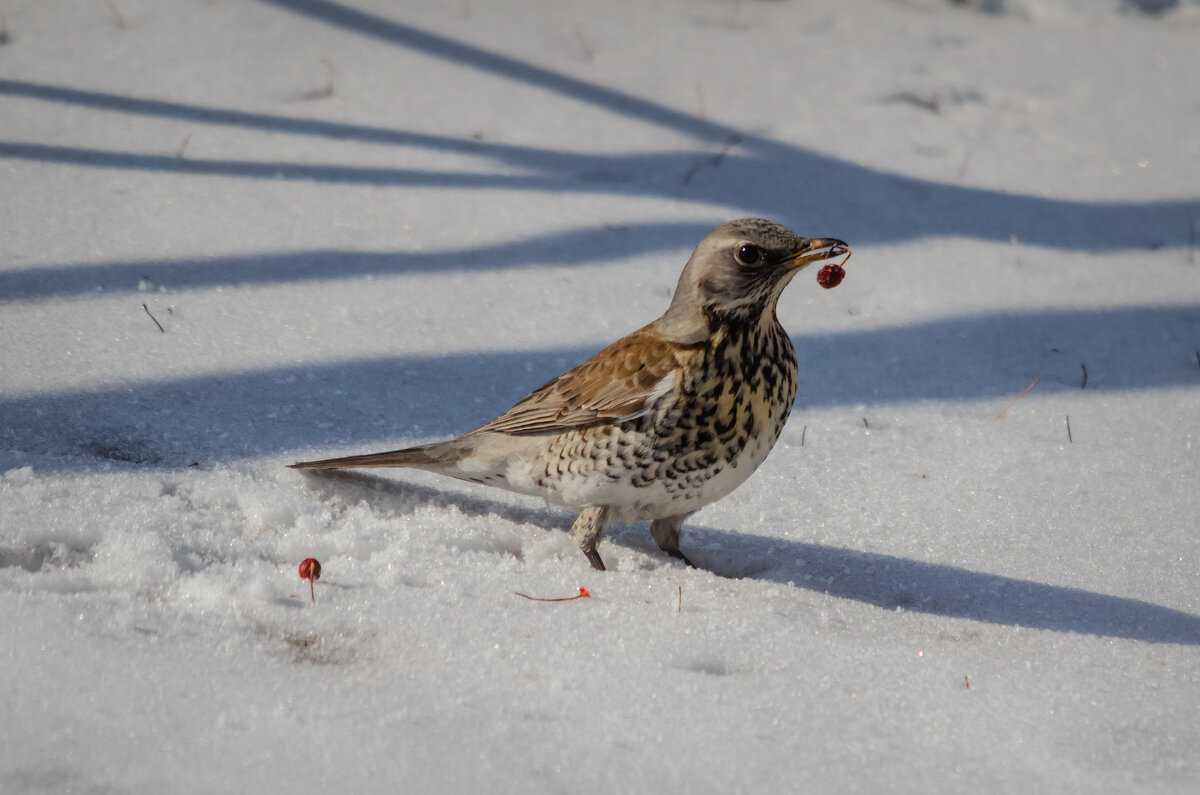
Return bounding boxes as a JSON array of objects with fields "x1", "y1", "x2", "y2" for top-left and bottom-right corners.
[
  {"x1": 888, "y1": 91, "x2": 941, "y2": 114},
  {"x1": 710, "y1": 134, "x2": 739, "y2": 168},
  {"x1": 1066, "y1": 415, "x2": 1073, "y2": 444},
  {"x1": 800, "y1": 425, "x2": 807, "y2": 447},
  {"x1": 862, "y1": 417, "x2": 870, "y2": 430},
  {"x1": 681, "y1": 134, "x2": 741, "y2": 184},
  {"x1": 175, "y1": 134, "x2": 191, "y2": 158},
  {"x1": 142, "y1": 303, "x2": 165, "y2": 333},
  {"x1": 293, "y1": 58, "x2": 336, "y2": 101},
  {"x1": 317, "y1": 57, "x2": 335, "y2": 97},
  {"x1": 1080, "y1": 362, "x2": 1088, "y2": 389},
  {"x1": 957, "y1": 149, "x2": 973, "y2": 180},
  {"x1": 573, "y1": 27, "x2": 594, "y2": 63},
  {"x1": 677, "y1": 584, "x2": 682, "y2": 613},
  {"x1": 103, "y1": 0, "x2": 126, "y2": 30}
]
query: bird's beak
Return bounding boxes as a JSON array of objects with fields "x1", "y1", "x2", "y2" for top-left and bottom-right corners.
[{"x1": 784, "y1": 238, "x2": 850, "y2": 269}]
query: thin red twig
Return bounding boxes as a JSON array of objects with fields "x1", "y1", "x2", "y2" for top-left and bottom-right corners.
[
  {"x1": 991, "y1": 377, "x2": 1041, "y2": 422},
  {"x1": 514, "y1": 587, "x2": 590, "y2": 602}
]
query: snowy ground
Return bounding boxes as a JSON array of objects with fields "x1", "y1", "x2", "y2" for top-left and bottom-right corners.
[{"x1": 2, "y1": 0, "x2": 1199, "y2": 791}]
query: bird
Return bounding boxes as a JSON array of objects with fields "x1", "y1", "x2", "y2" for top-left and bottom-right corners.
[{"x1": 291, "y1": 219, "x2": 849, "y2": 571}]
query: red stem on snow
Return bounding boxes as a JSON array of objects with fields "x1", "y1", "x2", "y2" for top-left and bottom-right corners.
[{"x1": 514, "y1": 587, "x2": 590, "y2": 602}]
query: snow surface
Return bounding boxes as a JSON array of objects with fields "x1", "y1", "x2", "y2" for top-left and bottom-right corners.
[{"x1": 2, "y1": 0, "x2": 1199, "y2": 791}]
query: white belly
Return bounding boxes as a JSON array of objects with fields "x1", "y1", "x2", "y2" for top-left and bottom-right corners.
[{"x1": 497, "y1": 423, "x2": 782, "y2": 524}]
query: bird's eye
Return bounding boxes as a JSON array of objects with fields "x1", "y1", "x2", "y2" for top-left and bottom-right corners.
[{"x1": 735, "y1": 244, "x2": 762, "y2": 266}]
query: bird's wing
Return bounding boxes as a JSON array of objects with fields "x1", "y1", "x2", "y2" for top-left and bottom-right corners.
[{"x1": 474, "y1": 324, "x2": 687, "y2": 436}]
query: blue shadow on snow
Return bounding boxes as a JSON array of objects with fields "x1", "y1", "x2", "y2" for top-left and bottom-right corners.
[{"x1": 2, "y1": 305, "x2": 1196, "y2": 471}]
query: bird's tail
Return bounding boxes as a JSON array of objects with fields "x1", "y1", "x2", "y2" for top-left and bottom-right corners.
[{"x1": 288, "y1": 440, "x2": 463, "y2": 471}]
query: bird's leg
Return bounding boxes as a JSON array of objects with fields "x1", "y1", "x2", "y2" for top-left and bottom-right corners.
[
  {"x1": 650, "y1": 514, "x2": 696, "y2": 568},
  {"x1": 572, "y1": 506, "x2": 611, "y2": 571}
]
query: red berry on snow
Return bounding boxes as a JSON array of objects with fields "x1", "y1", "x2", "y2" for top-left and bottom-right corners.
[
  {"x1": 299, "y1": 558, "x2": 321, "y2": 582},
  {"x1": 299, "y1": 558, "x2": 321, "y2": 602}
]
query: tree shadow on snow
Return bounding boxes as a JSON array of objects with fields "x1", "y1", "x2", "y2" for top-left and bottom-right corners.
[
  {"x1": 3, "y1": 4, "x2": 1197, "y2": 645},
  {"x1": 2, "y1": 304, "x2": 1196, "y2": 472},
  {"x1": 4, "y1": 0, "x2": 1200, "y2": 304},
  {"x1": 0, "y1": 220, "x2": 714, "y2": 303}
]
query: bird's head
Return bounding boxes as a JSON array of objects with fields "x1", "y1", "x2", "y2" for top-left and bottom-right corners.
[{"x1": 656, "y1": 218, "x2": 848, "y2": 343}]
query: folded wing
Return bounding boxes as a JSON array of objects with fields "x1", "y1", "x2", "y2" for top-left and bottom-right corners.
[{"x1": 474, "y1": 325, "x2": 685, "y2": 436}]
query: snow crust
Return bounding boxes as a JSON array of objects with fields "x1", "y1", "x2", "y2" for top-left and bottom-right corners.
[{"x1": 2, "y1": 0, "x2": 1198, "y2": 791}]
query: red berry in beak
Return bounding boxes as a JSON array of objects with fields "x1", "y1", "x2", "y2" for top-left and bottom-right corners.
[{"x1": 817, "y1": 263, "x2": 845, "y2": 289}]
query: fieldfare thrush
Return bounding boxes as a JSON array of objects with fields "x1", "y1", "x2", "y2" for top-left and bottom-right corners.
[{"x1": 291, "y1": 219, "x2": 850, "y2": 570}]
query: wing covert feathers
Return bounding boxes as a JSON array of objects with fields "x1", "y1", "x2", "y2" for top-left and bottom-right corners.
[{"x1": 474, "y1": 325, "x2": 686, "y2": 436}]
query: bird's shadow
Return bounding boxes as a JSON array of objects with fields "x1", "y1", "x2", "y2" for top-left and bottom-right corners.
[{"x1": 297, "y1": 470, "x2": 1200, "y2": 647}]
